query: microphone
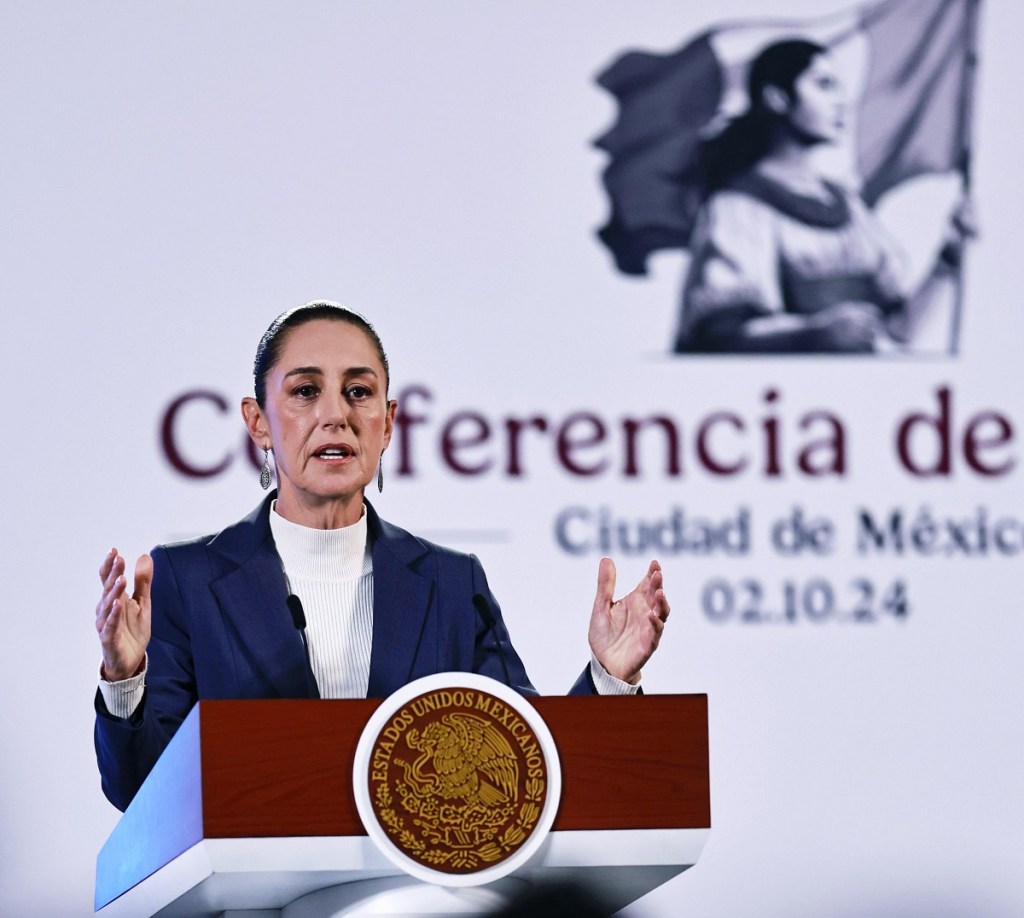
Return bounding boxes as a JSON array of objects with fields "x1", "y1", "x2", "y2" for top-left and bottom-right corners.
[
  {"x1": 473, "y1": 592, "x2": 513, "y2": 687},
  {"x1": 286, "y1": 594, "x2": 306, "y2": 631},
  {"x1": 286, "y1": 594, "x2": 318, "y2": 698}
]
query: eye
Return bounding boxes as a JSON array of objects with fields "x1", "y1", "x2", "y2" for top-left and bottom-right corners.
[
  {"x1": 346, "y1": 384, "x2": 373, "y2": 400},
  {"x1": 293, "y1": 383, "x2": 319, "y2": 399}
]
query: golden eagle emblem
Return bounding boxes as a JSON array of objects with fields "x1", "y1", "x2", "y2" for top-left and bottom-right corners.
[
  {"x1": 366, "y1": 687, "x2": 549, "y2": 874},
  {"x1": 399, "y1": 713, "x2": 519, "y2": 810}
]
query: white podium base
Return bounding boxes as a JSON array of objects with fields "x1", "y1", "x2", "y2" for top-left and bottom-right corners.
[
  {"x1": 284, "y1": 876, "x2": 525, "y2": 917},
  {"x1": 96, "y1": 828, "x2": 707, "y2": 917}
]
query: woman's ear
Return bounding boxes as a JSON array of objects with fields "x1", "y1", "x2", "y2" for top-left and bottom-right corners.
[
  {"x1": 382, "y1": 398, "x2": 397, "y2": 449},
  {"x1": 241, "y1": 397, "x2": 270, "y2": 447},
  {"x1": 761, "y1": 84, "x2": 789, "y2": 116}
]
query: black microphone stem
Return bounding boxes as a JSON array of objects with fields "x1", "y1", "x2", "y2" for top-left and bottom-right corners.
[
  {"x1": 286, "y1": 594, "x2": 318, "y2": 699},
  {"x1": 473, "y1": 592, "x2": 513, "y2": 687}
]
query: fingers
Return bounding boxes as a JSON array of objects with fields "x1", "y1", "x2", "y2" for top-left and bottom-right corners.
[
  {"x1": 96, "y1": 555, "x2": 127, "y2": 632},
  {"x1": 638, "y1": 559, "x2": 657, "y2": 594},
  {"x1": 627, "y1": 559, "x2": 657, "y2": 604},
  {"x1": 97, "y1": 582, "x2": 125, "y2": 631},
  {"x1": 642, "y1": 562, "x2": 661, "y2": 598},
  {"x1": 645, "y1": 591, "x2": 668, "y2": 648},
  {"x1": 133, "y1": 553, "x2": 154, "y2": 608},
  {"x1": 98, "y1": 549, "x2": 125, "y2": 616},
  {"x1": 97, "y1": 550, "x2": 152, "y2": 635},
  {"x1": 98, "y1": 547, "x2": 117, "y2": 582},
  {"x1": 96, "y1": 549, "x2": 152, "y2": 681},
  {"x1": 100, "y1": 549, "x2": 124, "y2": 593},
  {"x1": 594, "y1": 557, "x2": 617, "y2": 609},
  {"x1": 642, "y1": 561, "x2": 670, "y2": 620},
  {"x1": 652, "y1": 585, "x2": 670, "y2": 622}
]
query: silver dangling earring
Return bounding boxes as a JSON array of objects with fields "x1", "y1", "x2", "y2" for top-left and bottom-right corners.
[
  {"x1": 260, "y1": 447, "x2": 272, "y2": 490},
  {"x1": 377, "y1": 450, "x2": 384, "y2": 493}
]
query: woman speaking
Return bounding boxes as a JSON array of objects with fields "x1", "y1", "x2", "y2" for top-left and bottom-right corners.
[{"x1": 94, "y1": 301, "x2": 671, "y2": 811}]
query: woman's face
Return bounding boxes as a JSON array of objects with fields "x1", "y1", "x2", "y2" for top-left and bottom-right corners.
[
  {"x1": 785, "y1": 53, "x2": 845, "y2": 145},
  {"x1": 243, "y1": 318, "x2": 395, "y2": 527}
]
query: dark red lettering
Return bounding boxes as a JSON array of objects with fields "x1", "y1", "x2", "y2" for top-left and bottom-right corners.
[
  {"x1": 896, "y1": 386, "x2": 952, "y2": 476},
  {"x1": 557, "y1": 413, "x2": 608, "y2": 476},
  {"x1": 505, "y1": 416, "x2": 548, "y2": 476},
  {"x1": 393, "y1": 384, "x2": 431, "y2": 476},
  {"x1": 798, "y1": 411, "x2": 846, "y2": 476},
  {"x1": 160, "y1": 390, "x2": 233, "y2": 478},
  {"x1": 441, "y1": 412, "x2": 492, "y2": 475},
  {"x1": 623, "y1": 416, "x2": 681, "y2": 477},
  {"x1": 696, "y1": 413, "x2": 746, "y2": 475},
  {"x1": 964, "y1": 412, "x2": 1015, "y2": 476},
  {"x1": 762, "y1": 389, "x2": 781, "y2": 477}
]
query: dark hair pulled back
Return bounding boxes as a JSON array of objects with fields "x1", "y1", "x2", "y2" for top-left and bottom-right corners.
[
  {"x1": 699, "y1": 38, "x2": 826, "y2": 191},
  {"x1": 253, "y1": 300, "x2": 390, "y2": 407}
]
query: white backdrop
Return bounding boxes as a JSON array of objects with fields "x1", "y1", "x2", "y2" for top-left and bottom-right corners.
[{"x1": 2, "y1": 2, "x2": 1022, "y2": 915}]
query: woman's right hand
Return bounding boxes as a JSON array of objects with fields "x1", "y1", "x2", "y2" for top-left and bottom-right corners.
[
  {"x1": 96, "y1": 549, "x2": 153, "y2": 681},
  {"x1": 807, "y1": 303, "x2": 884, "y2": 352}
]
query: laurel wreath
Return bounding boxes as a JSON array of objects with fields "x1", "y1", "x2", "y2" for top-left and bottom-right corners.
[{"x1": 374, "y1": 776, "x2": 546, "y2": 870}]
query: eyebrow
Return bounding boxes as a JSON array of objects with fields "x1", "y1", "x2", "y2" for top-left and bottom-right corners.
[{"x1": 284, "y1": 365, "x2": 379, "y2": 379}]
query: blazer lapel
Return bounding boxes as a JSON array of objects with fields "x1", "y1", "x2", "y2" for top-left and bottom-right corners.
[
  {"x1": 366, "y1": 504, "x2": 435, "y2": 698},
  {"x1": 208, "y1": 494, "x2": 316, "y2": 698},
  {"x1": 205, "y1": 496, "x2": 433, "y2": 700}
]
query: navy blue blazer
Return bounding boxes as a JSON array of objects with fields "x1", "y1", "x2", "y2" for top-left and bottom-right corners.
[{"x1": 95, "y1": 493, "x2": 593, "y2": 811}]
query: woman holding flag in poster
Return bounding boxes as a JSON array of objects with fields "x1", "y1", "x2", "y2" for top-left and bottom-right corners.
[
  {"x1": 674, "y1": 37, "x2": 972, "y2": 353},
  {"x1": 595, "y1": 0, "x2": 980, "y2": 355}
]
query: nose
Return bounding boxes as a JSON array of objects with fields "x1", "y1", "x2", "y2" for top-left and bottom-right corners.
[{"x1": 320, "y1": 388, "x2": 349, "y2": 429}]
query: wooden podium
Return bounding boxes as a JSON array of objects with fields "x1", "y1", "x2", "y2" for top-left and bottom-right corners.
[{"x1": 96, "y1": 695, "x2": 710, "y2": 916}]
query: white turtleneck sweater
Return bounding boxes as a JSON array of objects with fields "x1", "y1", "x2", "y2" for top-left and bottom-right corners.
[{"x1": 268, "y1": 502, "x2": 373, "y2": 698}]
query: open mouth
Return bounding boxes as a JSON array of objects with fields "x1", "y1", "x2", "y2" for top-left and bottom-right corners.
[{"x1": 314, "y1": 445, "x2": 355, "y2": 460}]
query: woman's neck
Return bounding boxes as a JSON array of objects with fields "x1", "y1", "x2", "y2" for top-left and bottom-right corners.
[
  {"x1": 755, "y1": 154, "x2": 831, "y2": 201},
  {"x1": 273, "y1": 490, "x2": 366, "y2": 530}
]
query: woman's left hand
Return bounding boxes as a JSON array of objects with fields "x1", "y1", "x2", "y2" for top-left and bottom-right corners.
[
  {"x1": 937, "y1": 196, "x2": 979, "y2": 271},
  {"x1": 951, "y1": 196, "x2": 978, "y2": 239},
  {"x1": 588, "y1": 558, "x2": 670, "y2": 684}
]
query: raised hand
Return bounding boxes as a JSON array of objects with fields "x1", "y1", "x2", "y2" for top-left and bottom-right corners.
[
  {"x1": 937, "y1": 195, "x2": 978, "y2": 270},
  {"x1": 807, "y1": 302, "x2": 884, "y2": 352},
  {"x1": 588, "y1": 558, "x2": 670, "y2": 684},
  {"x1": 96, "y1": 549, "x2": 153, "y2": 682}
]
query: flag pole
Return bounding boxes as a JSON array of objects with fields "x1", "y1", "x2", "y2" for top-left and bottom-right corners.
[{"x1": 949, "y1": 0, "x2": 983, "y2": 356}]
